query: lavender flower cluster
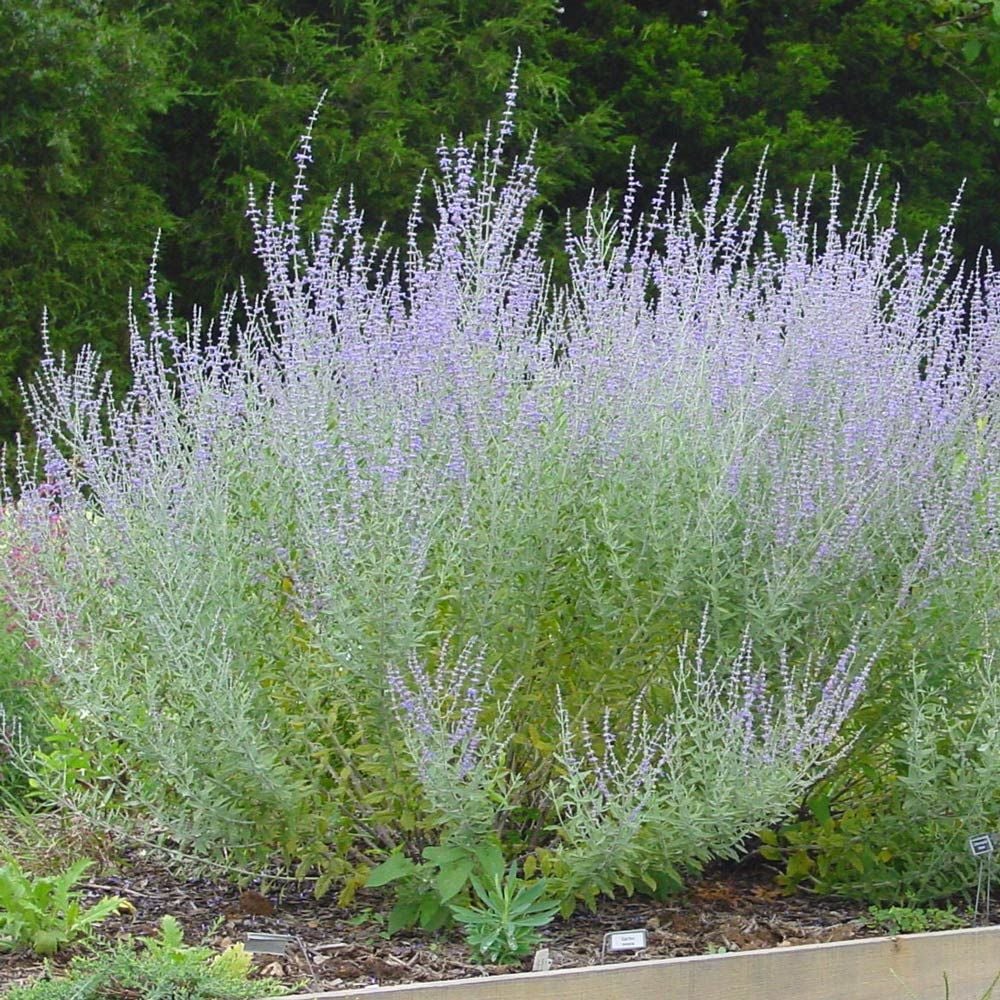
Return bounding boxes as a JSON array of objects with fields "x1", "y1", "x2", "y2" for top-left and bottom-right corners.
[
  {"x1": 11, "y1": 81, "x2": 997, "y2": 617},
  {"x1": 548, "y1": 614, "x2": 873, "y2": 902},
  {"x1": 386, "y1": 636, "x2": 520, "y2": 841}
]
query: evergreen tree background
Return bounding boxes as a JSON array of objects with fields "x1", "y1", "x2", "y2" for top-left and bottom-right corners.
[{"x1": 3, "y1": 0, "x2": 998, "y2": 455}]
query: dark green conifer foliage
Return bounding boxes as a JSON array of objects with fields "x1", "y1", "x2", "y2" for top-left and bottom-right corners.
[
  {"x1": 2, "y1": 0, "x2": 999, "y2": 453},
  {"x1": 0, "y1": 0, "x2": 177, "y2": 445}
]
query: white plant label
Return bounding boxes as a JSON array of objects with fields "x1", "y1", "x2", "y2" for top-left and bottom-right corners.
[
  {"x1": 969, "y1": 833, "x2": 996, "y2": 857},
  {"x1": 605, "y1": 929, "x2": 647, "y2": 952}
]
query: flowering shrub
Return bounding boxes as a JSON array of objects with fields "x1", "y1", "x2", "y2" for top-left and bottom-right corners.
[
  {"x1": 2, "y1": 70, "x2": 997, "y2": 901},
  {"x1": 386, "y1": 636, "x2": 521, "y2": 844},
  {"x1": 543, "y1": 621, "x2": 872, "y2": 909}
]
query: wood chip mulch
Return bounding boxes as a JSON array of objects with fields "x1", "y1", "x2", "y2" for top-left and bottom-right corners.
[{"x1": 0, "y1": 846, "x2": 978, "y2": 996}]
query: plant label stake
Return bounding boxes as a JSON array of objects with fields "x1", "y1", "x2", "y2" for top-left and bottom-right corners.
[
  {"x1": 245, "y1": 932, "x2": 296, "y2": 955},
  {"x1": 968, "y1": 832, "x2": 997, "y2": 924},
  {"x1": 600, "y1": 929, "x2": 647, "y2": 962},
  {"x1": 531, "y1": 947, "x2": 551, "y2": 971}
]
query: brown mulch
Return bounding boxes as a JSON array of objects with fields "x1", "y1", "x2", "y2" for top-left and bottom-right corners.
[{"x1": 0, "y1": 843, "x2": 977, "y2": 996}]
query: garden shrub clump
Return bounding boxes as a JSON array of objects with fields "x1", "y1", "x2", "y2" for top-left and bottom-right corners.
[{"x1": 1, "y1": 72, "x2": 998, "y2": 909}]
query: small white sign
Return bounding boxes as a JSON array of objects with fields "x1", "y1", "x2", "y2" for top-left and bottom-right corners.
[
  {"x1": 605, "y1": 929, "x2": 647, "y2": 952},
  {"x1": 969, "y1": 833, "x2": 996, "y2": 858},
  {"x1": 531, "y1": 947, "x2": 552, "y2": 972}
]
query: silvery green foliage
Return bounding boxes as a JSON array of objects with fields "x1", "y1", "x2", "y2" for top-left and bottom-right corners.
[
  {"x1": 1, "y1": 68, "x2": 997, "y2": 889},
  {"x1": 825, "y1": 654, "x2": 1000, "y2": 901},
  {"x1": 386, "y1": 636, "x2": 521, "y2": 843},
  {"x1": 549, "y1": 619, "x2": 871, "y2": 905},
  {"x1": 0, "y1": 704, "x2": 22, "y2": 768}
]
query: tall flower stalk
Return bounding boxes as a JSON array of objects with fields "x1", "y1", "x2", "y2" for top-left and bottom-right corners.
[{"x1": 386, "y1": 636, "x2": 521, "y2": 844}]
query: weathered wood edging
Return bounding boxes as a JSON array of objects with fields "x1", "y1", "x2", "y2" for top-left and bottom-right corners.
[{"x1": 273, "y1": 925, "x2": 1000, "y2": 1000}]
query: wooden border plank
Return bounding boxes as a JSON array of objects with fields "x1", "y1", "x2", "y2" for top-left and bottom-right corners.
[{"x1": 273, "y1": 926, "x2": 1000, "y2": 1000}]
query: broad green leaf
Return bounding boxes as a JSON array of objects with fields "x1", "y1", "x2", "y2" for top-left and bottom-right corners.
[
  {"x1": 473, "y1": 842, "x2": 505, "y2": 880},
  {"x1": 387, "y1": 899, "x2": 420, "y2": 935},
  {"x1": 418, "y1": 894, "x2": 450, "y2": 931},
  {"x1": 785, "y1": 851, "x2": 815, "y2": 879},
  {"x1": 963, "y1": 38, "x2": 983, "y2": 64},
  {"x1": 808, "y1": 793, "x2": 832, "y2": 825},
  {"x1": 422, "y1": 845, "x2": 469, "y2": 867},
  {"x1": 365, "y1": 852, "x2": 416, "y2": 888},
  {"x1": 434, "y1": 858, "x2": 473, "y2": 902}
]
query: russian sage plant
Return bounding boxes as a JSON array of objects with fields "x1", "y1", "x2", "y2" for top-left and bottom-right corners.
[
  {"x1": 2, "y1": 64, "x2": 997, "y2": 899},
  {"x1": 386, "y1": 636, "x2": 520, "y2": 844},
  {"x1": 791, "y1": 653, "x2": 1000, "y2": 903},
  {"x1": 547, "y1": 620, "x2": 872, "y2": 908}
]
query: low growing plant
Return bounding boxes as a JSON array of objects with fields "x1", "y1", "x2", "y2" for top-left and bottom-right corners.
[
  {"x1": 26, "y1": 713, "x2": 128, "y2": 802},
  {"x1": 0, "y1": 857, "x2": 123, "y2": 956},
  {"x1": 365, "y1": 844, "x2": 471, "y2": 935},
  {"x1": 363, "y1": 838, "x2": 520, "y2": 937},
  {"x1": 865, "y1": 905, "x2": 966, "y2": 935},
  {"x1": 6, "y1": 914, "x2": 290, "y2": 999},
  {"x1": 447, "y1": 853, "x2": 560, "y2": 965}
]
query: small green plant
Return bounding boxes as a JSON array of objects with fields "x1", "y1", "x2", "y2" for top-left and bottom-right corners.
[
  {"x1": 344, "y1": 906, "x2": 387, "y2": 929},
  {"x1": 866, "y1": 904, "x2": 966, "y2": 935},
  {"x1": 704, "y1": 943, "x2": 731, "y2": 955},
  {"x1": 365, "y1": 839, "x2": 561, "y2": 962},
  {"x1": 0, "y1": 857, "x2": 124, "y2": 955},
  {"x1": 6, "y1": 914, "x2": 290, "y2": 999},
  {"x1": 365, "y1": 839, "x2": 500, "y2": 934},
  {"x1": 447, "y1": 854, "x2": 561, "y2": 965},
  {"x1": 27, "y1": 713, "x2": 127, "y2": 799}
]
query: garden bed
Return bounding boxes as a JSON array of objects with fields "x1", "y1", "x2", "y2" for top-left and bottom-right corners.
[
  {"x1": 4, "y1": 72, "x2": 1000, "y2": 1000},
  {"x1": 269, "y1": 926, "x2": 1000, "y2": 1000},
  {"x1": 0, "y1": 835, "x2": 946, "y2": 996}
]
